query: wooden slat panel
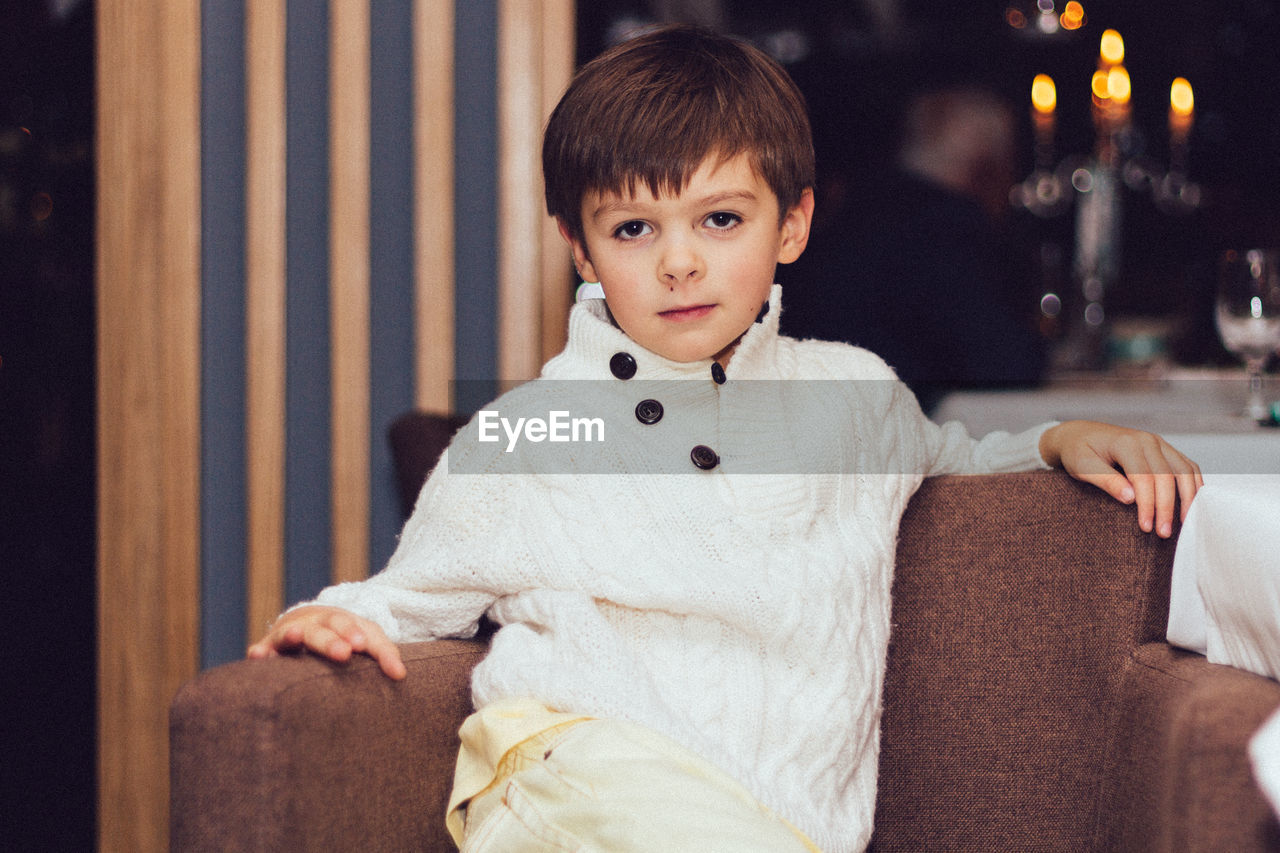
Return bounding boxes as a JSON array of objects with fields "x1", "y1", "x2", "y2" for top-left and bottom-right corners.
[
  {"x1": 96, "y1": 1, "x2": 202, "y2": 851},
  {"x1": 499, "y1": 0, "x2": 577, "y2": 382},
  {"x1": 245, "y1": 0, "x2": 288, "y2": 640},
  {"x1": 539, "y1": 0, "x2": 576, "y2": 363},
  {"x1": 414, "y1": 0, "x2": 456, "y2": 413},
  {"x1": 329, "y1": 1, "x2": 372, "y2": 584},
  {"x1": 497, "y1": 0, "x2": 546, "y2": 386}
]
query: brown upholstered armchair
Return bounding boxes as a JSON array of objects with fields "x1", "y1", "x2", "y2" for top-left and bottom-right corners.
[{"x1": 171, "y1": 412, "x2": 1280, "y2": 851}]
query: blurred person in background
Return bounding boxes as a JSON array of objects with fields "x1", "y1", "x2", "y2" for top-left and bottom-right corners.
[{"x1": 781, "y1": 84, "x2": 1048, "y2": 414}]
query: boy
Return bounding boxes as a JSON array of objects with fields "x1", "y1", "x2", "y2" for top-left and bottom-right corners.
[{"x1": 249, "y1": 26, "x2": 1201, "y2": 852}]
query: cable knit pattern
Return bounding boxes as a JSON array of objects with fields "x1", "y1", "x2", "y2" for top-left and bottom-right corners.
[{"x1": 311, "y1": 285, "x2": 1051, "y2": 852}]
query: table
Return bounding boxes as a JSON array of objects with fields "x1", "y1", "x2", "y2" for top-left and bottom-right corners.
[{"x1": 933, "y1": 369, "x2": 1280, "y2": 475}]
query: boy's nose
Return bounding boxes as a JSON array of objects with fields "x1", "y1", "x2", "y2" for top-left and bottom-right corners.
[{"x1": 658, "y1": 239, "x2": 704, "y2": 286}]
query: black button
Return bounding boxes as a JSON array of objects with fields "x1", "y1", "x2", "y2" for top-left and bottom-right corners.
[
  {"x1": 711, "y1": 362, "x2": 726, "y2": 384},
  {"x1": 690, "y1": 445, "x2": 719, "y2": 470},
  {"x1": 610, "y1": 352, "x2": 637, "y2": 380},
  {"x1": 635, "y1": 399, "x2": 664, "y2": 425}
]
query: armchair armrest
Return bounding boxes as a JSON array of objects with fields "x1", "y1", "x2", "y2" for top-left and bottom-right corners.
[
  {"x1": 874, "y1": 470, "x2": 1280, "y2": 852},
  {"x1": 170, "y1": 639, "x2": 485, "y2": 851},
  {"x1": 1098, "y1": 642, "x2": 1280, "y2": 851}
]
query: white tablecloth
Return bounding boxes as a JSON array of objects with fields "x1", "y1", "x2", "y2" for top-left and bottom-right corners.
[
  {"x1": 1166, "y1": 474, "x2": 1280, "y2": 819},
  {"x1": 1166, "y1": 475, "x2": 1280, "y2": 677},
  {"x1": 933, "y1": 371, "x2": 1280, "y2": 474}
]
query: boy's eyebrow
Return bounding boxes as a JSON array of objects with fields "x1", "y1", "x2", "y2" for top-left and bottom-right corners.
[{"x1": 589, "y1": 189, "x2": 760, "y2": 222}]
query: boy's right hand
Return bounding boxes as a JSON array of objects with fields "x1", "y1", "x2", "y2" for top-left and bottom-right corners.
[{"x1": 247, "y1": 605, "x2": 407, "y2": 680}]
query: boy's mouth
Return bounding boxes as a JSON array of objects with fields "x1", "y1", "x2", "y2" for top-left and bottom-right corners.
[{"x1": 659, "y1": 304, "x2": 715, "y2": 322}]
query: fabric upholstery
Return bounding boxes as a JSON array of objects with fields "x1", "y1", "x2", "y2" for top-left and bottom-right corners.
[
  {"x1": 1095, "y1": 643, "x2": 1280, "y2": 851},
  {"x1": 170, "y1": 467, "x2": 1280, "y2": 852},
  {"x1": 171, "y1": 639, "x2": 483, "y2": 851},
  {"x1": 873, "y1": 471, "x2": 1176, "y2": 850}
]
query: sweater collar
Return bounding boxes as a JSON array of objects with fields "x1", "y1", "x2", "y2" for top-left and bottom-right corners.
[{"x1": 548, "y1": 284, "x2": 784, "y2": 382}]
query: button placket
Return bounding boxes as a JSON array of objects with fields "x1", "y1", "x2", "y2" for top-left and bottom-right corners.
[
  {"x1": 610, "y1": 352, "x2": 637, "y2": 380},
  {"x1": 634, "y1": 398, "x2": 664, "y2": 425},
  {"x1": 690, "y1": 444, "x2": 720, "y2": 470}
]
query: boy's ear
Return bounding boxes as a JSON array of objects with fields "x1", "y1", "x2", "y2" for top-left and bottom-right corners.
[
  {"x1": 557, "y1": 218, "x2": 600, "y2": 283},
  {"x1": 776, "y1": 188, "x2": 815, "y2": 265}
]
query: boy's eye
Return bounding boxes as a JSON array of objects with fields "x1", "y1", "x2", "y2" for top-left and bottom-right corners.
[
  {"x1": 704, "y1": 211, "x2": 741, "y2": 230},
  {"x1": 614, "y1": 220, "x2": 652, "y2": 240}
]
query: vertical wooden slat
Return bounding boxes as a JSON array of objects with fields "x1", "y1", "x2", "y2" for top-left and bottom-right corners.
[
  {"x1": 497, "y1": 0, "x2": 546, "y2": 385},
  {"x1": 329, "y1": 1, "x2": 371, "y2": 584},
  {"x1": 96, "y1": 1, "x2": 201, "y2": 850},
  {"x1": 414, "y1": 0, "x2": 456, "y2": 413},
  {"x1": 539, "y1": 0, "x2": 576, "y2": 363},
  {"x1": 498, "y1": 0, "x2": 577, "y2": 384},
  {"x1": 245, "y1": 0, "x2": 288, "y2": 637}
]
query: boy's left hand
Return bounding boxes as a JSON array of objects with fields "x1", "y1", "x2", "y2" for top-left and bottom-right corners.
[{"x1": 1039, "y1": 420, "x2": 1203, "y2": 539}]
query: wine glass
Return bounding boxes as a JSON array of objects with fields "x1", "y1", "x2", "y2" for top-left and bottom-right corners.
[{"x1": 1215, "y1": 249, "x2": 1280, "y2": 420}]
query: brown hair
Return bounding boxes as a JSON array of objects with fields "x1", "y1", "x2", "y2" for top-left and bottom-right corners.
[{"x1": 543, "y1": 25, "x2": 815, "y2": 242}]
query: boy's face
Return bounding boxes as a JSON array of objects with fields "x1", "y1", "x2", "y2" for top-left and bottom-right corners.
[{"x1": 561, "y1": 154, "x2": 813, "y2": 366}]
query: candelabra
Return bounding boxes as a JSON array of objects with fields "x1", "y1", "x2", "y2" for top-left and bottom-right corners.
[{"x1": 1011, "y1": 29, "x2": 1199, "y2": 371}]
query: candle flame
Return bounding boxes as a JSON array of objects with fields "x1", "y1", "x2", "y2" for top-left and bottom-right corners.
[
  {"x1": 1099, "y1": 29, "x2": 1124, "y2": 65},
  {"x1": 1060, "y1": 1, "x2": 1085, "y2": 29},
  {"x1": 1091, "y1": 70, "x2": 1110, "y2": 101},
  {"x1": 1107, "y1": 66, "x2": 1131, "y2": 104},
  {"x1": 1170, "y1": 77, "x2": 1194, "y2": 116},
  {"x1": 1032, "y1": 74, "x2": 1056, "y2": 113}
]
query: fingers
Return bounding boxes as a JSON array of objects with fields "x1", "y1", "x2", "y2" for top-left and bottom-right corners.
[
  {"x1": 247, "y1": 611, "x2": 350, "y2": 662},
  {"x1": 1081, "y1": 469, "x2": 1136, "y2": 508},
  {"x1": 1115, "y1": 433, "x2": 1201, "y2": 538},
  {"x1": 245, "y1": 640, "x2": 275, "y2": 659},
  {"x1": 246, "y1": 606, "x2": 406, "y2": 679},
  {"x1": 1177, "y1": 463, "x2": 1205, "y2": 523},
  {"x1": 363, "y1": 630, "x2": 408, "y2": 680},
  {"x1": 1053, "y1": 422, "x2": 1202, "y2": 539},
  {"x1": 334, "y1": 611, "x2": 407, "y2": 679},
  {"x1": 1122, "y1": 440, "x2": 1168, "y2": 536},
  {"x1": 298, "y1": 618, "x2": 358, "y2": 662},
  {"x1": 1144, "y1": 436, "x2": 1202, "y2": 537},
  {"x1": 1130, "y1": 469, "x2": 1168, "y2": 538}
]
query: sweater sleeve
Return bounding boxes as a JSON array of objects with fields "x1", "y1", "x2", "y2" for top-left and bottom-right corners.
[
  {"x1": 305, "y1": 436, "x2": 544, "y2": 644},
  {"x1": 806, "y1": 339, "x2": 1053, "y2": 478},
  {"x1": 888, "y1": 376, "x2": 1056, "y2": 476}
]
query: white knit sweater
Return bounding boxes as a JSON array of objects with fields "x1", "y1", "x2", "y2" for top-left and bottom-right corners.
[{"x1": 312, "y1": 285, "x2": 1051, "y2": 852}]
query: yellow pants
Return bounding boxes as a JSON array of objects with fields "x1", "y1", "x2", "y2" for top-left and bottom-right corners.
[{"x1": 449, "y1": 698, "x2": 821, "y2": 852}]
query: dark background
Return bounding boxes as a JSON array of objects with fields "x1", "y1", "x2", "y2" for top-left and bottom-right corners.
[
  {"x1": 2, "y1": 1, "x2": 1278, "y2": 848},
  {"x1": 1, "y1": 1, "x2": 95, "y2": 850},
  {"x1": 580, "y1": 0, "x2": 1280, "y2": 360}
]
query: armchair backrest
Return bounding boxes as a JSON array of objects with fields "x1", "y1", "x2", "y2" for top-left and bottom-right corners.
[
  {"x1": 873, "y1": 471, "x2": 1177, "y2": 850},
  {"x1": 387, "y1": 410, "x2": 469, "y2": 517}
]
